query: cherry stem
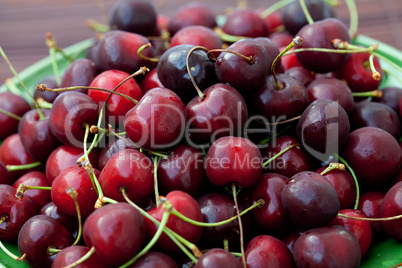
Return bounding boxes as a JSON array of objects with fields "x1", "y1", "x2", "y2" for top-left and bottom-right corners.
[
  {"x1": 46, "y1": 33, "x2": 62, "y2": 85},
  {"x1": 186, "y1": 46, "x2": 210, "y2": 100},
  {"x1": 320, "y1": 163, "x2": 346, "y2": 176},
  {"x1": 322, "y1": 0, "x2": 340, "y2": 6},
  {"x1": 344, "y1": 0, "x2": 359, "y2": 38},
  {"x1": 0, "y1": 108, "x2": 22, "y2": 121},
  {"x1": 232, "y1": 183, "x2": 246, "y2": 268},
  {"x1": 66, "y1": 187, "x2": 83, "y2": 246},
  {"x1": 373, "y1": 51, "x2": 402, "y2": 75},
  {"x1": 64, "y1": 246, "x2": 96, "y2": 268},
  {"x1": 213, "y1": 27, "x2": 250, "y2": 43},
  {"x1": 0, "y1": 240, "x2": 25, "y2": 262},
  {"x1": 263, "y1": 144, "x2": 301, "y2": 167},
  {"x1": 6, "y1": 161, "x2": 41, "y2": 172},
  {"x1": 352, "y1": 89, "x2": 382, "y2": 98},
  {"x1": 154, "y1": 156, "x2": 161, "y2": 208},
  {"x1": 264, "y1": 115, "x2": 302, "y2": 126},
  {"x1": 258, "y1": 125, "x2": 292, "y2": 146},
  {"x1": 223, "y1": 239, "x2": 229, "y2": 251},
  {"x1": 286, "y1": 45, "x2": 377, "y2": 56},
  {"x1": 119, "y1": 204, "x2": 171, "y2": 268},
  {"x1": 45, "y1": 32, "x2": 74, "y2": 62},
  {"x1": 337, "y1": 213, "x2": 402, "y2": 222},
  {"x1": 260, "y1": 0, "x2": 294, "y2": 19},
  {"x1": 86, "y1": 19, "x2": 110, "y2": 33},
  {"x1": 368, "y1": 54, "x2": 381, "y2": 81},
  {"x1": 272, "y1": 37, "x2": 303, "y2": 90},
  {"x1": 0, "y1": 46, "x2": 45, "y2": 120},
  {"x1": 47, "y1": 246, "x2": 61, "y2": 255},
  {"x1": 137, "y1": 43, "x2": 160, "y2": 63},
  {"x1": 36, "y1": 98, "x2": 53, "y2": 109},
  {"x1": 299, "y1": 0, "x2": 314, "y2": 25},
  {"x1": 208, "y1": 48, "x2": 255, "y2": 63},
  {"x1": 334, "y1": 153, "x2": 360, "y2": 210},
  {"x1": 0, "y1": 215, "x2": 8, "y2": 225},
  {"x1": 89, "y1": 125, "x2": 126, "y2": 136},
  {"x1": 15, "y1": 184, "x2": 51, "y2": 201}
]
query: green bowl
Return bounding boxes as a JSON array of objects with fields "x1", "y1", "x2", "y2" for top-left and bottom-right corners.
[{"x1": 0, "y1": 35, "x2": 401, "y2": 268}]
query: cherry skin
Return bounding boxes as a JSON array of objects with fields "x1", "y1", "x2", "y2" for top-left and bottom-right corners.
[
  {"x1": 60, "y1": 58, "x2": 99, "y2": 94},
  {"x1": 284, "y1": 66, "x2": 315, "y2": 87},
  {"x1": 281, "y1": 171, "x2": 340, "y2": 229},
  {"x1": 170, "y1": 25, "x2": 222, "y2": 50},
  {"x1": 341, "y1": 127, "x2": 401, "y2": 188},
  {"x1": 129, "y1": 251, "x2": 178, "y2": 268},
  {"x1": 292, "y1": 225, "x2": 361, "y2": 268},
  {"x1": 380, "y1": 181, "x2": 402, "y2": 241},
  {"x1": 34, "y1": 76, "x2": 59, "y2": 103},
  {"x1": 374, "y1": 86, "x2": 402, "y2": 114},
  {"x1": 0, "y1": 92, "x2": 31, "y2": 140},
  {"x1": 98, "y1": 135, "x2": 136, "y2": 171},
  {"x1": 269, "y1": 31, "x2": 294, "y2": 48},
  {"x1": 18, "y1": 109, "x2": 61, "y2": 162},
  {"x1": 243, "y1": 235, "x2": 295, "y2": 268},
  {"x1": 0, "y1": 161, "x2": 13, "y2": 185},
  {"x1": 140, "y1": 68, "x2": 164, "y2": 94},
  {"x1": 13, "y1": 171, "x2": 51, "y2": 210},
  {"x1": 51, "y1": 245, "x2": 107, "y2": 268},
  {"x1": 222, "y1": 9, "x2": 268, "y2": 38},
  {"x1": 99, "y1": 148, "x2": 154, "y2": 206},
  {"x1": 357, "y1": 191, "x2": 385, "y2": 235},
  {"x1": 254, "y1": 37, "x2": 283, "y2": 75},
  {"x1": 194, "y1": 248, "x2": 242, "y2": 268},
  {"x1": 205, "y1": 136, "x2": 263, "y2": 188},
  {"x1": 296, "y1": 18, "x2": 351, "y2": 73},
  {"x1": 40, "y1": 202, "x2": 78, "y2": 238},
  {"x1": 124, "y1": 87, "x2": 187, "y2": 150},
  {"x1": 18, "y1": 214, "x2": 74, "y2": 268},
  {"x1": 51, "y1": 166, "x2": 100, "y2": 219},
  {"x1": 83, "y1": 202, "x2": 145, "y2": 267},
  {"x1": 0, "y1": 184, "x2": 37, "y2": 241},
  {"x1": 186, "y1": 83, "x2": 248, "y2": 145},
  {"x1": 255, "y1": 9, "x2": 283, "y2": 34},
  {"x1": 279, "y1": 47, "x2": 303, "y2": 70}
]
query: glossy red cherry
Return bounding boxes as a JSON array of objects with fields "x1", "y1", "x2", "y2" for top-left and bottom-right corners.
[
  {"x1": 357, "y1": 191, "x2": 385, "y2": 235},
  {"x1": 52, "y1": 245, "x2": 107, "y2": 268},
  {"x1": 195, "y1": 248, "x2": 242, "y2": 268},
  {"x1": 222, "y1": 9, "x2": 268, "y2": 38},
  {"x1": 0, "y1": 92, "x2": 31, "y2": 140},
  {"x1": 170, "y1": 25, "x2": 222, "y2": 50},
  {"x1": 129, "y1": 251, "x2": 178, "y2": 268},
  {"x1": 98, "y1": 135, "x2": 136, "y2": 170},
  {"x1": 40, "y1": 202, "x2": 78, "y2": 238},
  {"x1": 374, "y1": 86, "x2": 402, "y2": 114},
  {"x1": 34, "y1": 76, "x2": 59, "y2": 103},
  {"x1": 380, "y1": 181, "x2": 402, "y2": 241},
  {"x1": 13, "y1": 171, "x2": 51, "y2": 210},
  {"x1": 60, "y1": 58, "x2": 99, "y2": 94},
  {"x1": 284, "y1": 66, "x2": 315, "y2": 87},
  {"x1": 0, "y1": 161, "x2": 12, "y2": 185},
  {"x1": 140, "y1": 68, "x2": 163, "y2": 94}
]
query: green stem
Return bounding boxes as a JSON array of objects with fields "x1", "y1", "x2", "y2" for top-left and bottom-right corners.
[
  {"x1": 101, "y1": 196, "x2": 118, "y2": 204},
  {"x1": 0, "y1": 240, "x2": 25, "y2": 262},
  {"x1": 7, "y1": 162, "x2": 41, "y2": 172},
  {"x1": 214, "y1": 27, "x2": 250, "y2": 43},
  {"x1": 154, "y1": 156, "x2": 161, "y2": 208},
  {"x1": 0, "y1": 108, "x2": 22, "y2": 121},
  {"x1": 322, "y1": 0, "x2": 340, "y2": 6},
  {"x1": 137, "y1": 43, "x2": 160, "y2": 63},
  {"x1": 320, "y1": 163, "x2": 345, "y2": 176},
  {"x1": 86, "y1": 19, "x2": 110, "y2": 33},
  {"x1": 263, "y1": 144, "x2": 300, "y2": 167},
  {"x1": 373, "y1": 52, "x2": 402, "y2": 75},
  {"x1": 337, "y1": 213, "x2": 402, "y2": 221},
  {"x1": 63, "y1": 247, "x2": 96, "y2": 268},
  {"x1": 49, "y1": 47, "x2": 61, "y2": 86},
  {"x1": 352, "y1": 90, "x2": 382, "y2": 98},
  {"x1": 368, "y1": 54, "x2": 381, "y2": 81},
  {"x1": 286, "y1": 47, "x2": 374, "y2": 55},
  {"x1": 345, "y1": 0, "x2": 359, "y2": 38},
  {"x1": 36, "y1": 98, "x2": 53, "y2": 109},
  {"x1": 67, "y1": 188, "x2": 82, "y2": 247},
  {"x1": 260, "y1": 0, "x2": 294, "y2": 19},
  {"x1": 186, "y1": 46, "x2": 209, "y2": 100},
  {"x1": 299, "y1": 0, "x2": 314, "y2": 25},
  {"x1": 334, "y1": 154, "x2": 360, "y2": 210},
  {"x1": 232, "y1": 183, "x2": 246, "y2": 268}
]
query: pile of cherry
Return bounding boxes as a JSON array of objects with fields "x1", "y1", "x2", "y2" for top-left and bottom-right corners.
[{"x1": 1, "y1": 0, "x2": 402, "y2": 267}]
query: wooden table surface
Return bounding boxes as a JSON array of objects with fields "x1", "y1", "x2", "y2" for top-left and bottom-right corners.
[{"x1": 0, "y1": 0, "x2": 401, "y2": 83}]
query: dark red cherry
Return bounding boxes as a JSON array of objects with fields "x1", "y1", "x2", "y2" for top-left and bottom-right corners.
[
  {"x1": 205, "y1": 136, "x2": 263, "y2": 188},
  {"x1": 124, "y1": 87, "x2": 187, "y2": 150},
  {"x1": 83, "y1": 202, "x2": 145, "y2": 267},
  {"x1": 170, "y1": 25, "x2": 222, "y2": 50},
  {"x1": 194, "y1": 248, "x2": 242, "y2": 268},
  {"x1": 52, "y1": 245, "x2": 107, "y2": 268},
  {"x1": 222, "y1": 9, "x2": 268, "y2": 38},
  {"x1": 350, "y1": 101, "x2": 401, "y2": 140},
  {"x1": 34, "y1": 76, "x2": 59, "y2": 103},
  {"x1": 140, "y1": 68, "x2": 164, "y2": 94},
  {"x1": 99, "y1": 148, "x2": 154, "y2": 206},
  {"x1": 0, "y1": 161, "x2": 12, "y2": 185},
  {"x1": 98, "y1": 135, "x2": 136, "y2": 170},
  {"x1": 60, "y1": 58, "x2": 99, "y2": 94},
  {"x1": 284, "y1": 66, "x2": 315, "y2": 87},
  {"x1": 306, "y1": 77, "x2": 355, "y2": 114},
  {"x1": 341, "y1": 127, "x2": 401, "y2": 188},
  {"x1": 280, "y1": 47, "x2": 303, "y2": 70},
  {"x1": 293, "y1": 225, "x2": 361, "y2": 268},
  {"x1": 380, "y1": 181, "x2": 402, "y2": 241},
  {"x1": 40, "y1": 202, "x2": 78, "y2": 238},
  {"x1": 49, "y1": 91, "x2": 99, "y2": 147},
  {"x1": 243, "y1": 235, "x2": 295, "y2": 268},
  {"x1": 18, "y1": 109, "x2": 61, "y2": 162},
  {"x1": 281, "y1": 171, "x2": 340, "y2": 228},
  {"x1": 129, "y1": 251, "x2": 178, "y2": 268},
  {"x1": 94, "y1": 30, "x2": 155, "y2": 74},
  {"x1": 167, "y1": 2, "x2": 217, "y2": 36},
  {"x1": 255, "y1": 9, "x2": 283, "y2": 34},
  {"x1": 0, "y1": 92, "x2": 31, "y2": 140},
  {"x1": 186, "y1": 83, "x2": 248, "y2": 145},
  {"x1": 13, "y1": 171, "x2": 51, "y2": 210},
  {"x1": 268, "y1": 31, "x2": 294, "y2": 48},
  {"x1": 18, "y1": 214, "x2": 74, "y2": 268},
  {"x1": 109, "y1": 0, "x2": 157, "y2": 36},
  {"x1": 281, "y1": 0, "x2": 336, "y2": 35},
  {"x1": 374, "y1": 86, "x2": 402, "y2": 114},
  {"x1": 357, "y1": 191, "x2": 385, "y2": 235},
  {"x1": 296, "y1": 18, "x2": 351, "y2": 73},
  {"x1": 254, "y1": 37, "x2": 283, "y2": 73},
  {"x1": 0, "y1": 184, "x2": 37, "y2": 241}
]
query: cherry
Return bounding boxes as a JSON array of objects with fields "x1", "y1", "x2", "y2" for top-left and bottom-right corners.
[
  {"x1": 357, "y1": 191, "x2": 385, "y2": 235},
  {"x1": 194, "y1": 248, "x2": 242, "y2": 268},
  {"x1": 40, "y1": 202, "x2": 78, "y2": 238},
  {"x1": 296, "y1": 18, "x2": 351, "y2": 73},
  {"x1": 51, "y1": 245, "x2": 107, "y2": 268},
  {"x1": 341, "y1": 127, "x2": 401, "y2": 188},
  {"x1": 18, "y1": 214, "x2": 74, "y2": 268},
  {"x1": 18, "y1": 109, "x2": 61, "y2": 162},
  {"x1": 88, "y1": 69, "x2": 143, "y2": 123},
  {"x1": 12, "y1": 171, "x2": 51, "y2": 210},
  {"x1": 99, "y1": 148, "x2": 154, "y2": 205},
  {"x1": 256, "y1": 9, "x2": 283, "y2": 34},
  {"x1": 337, "y1": 52, "x2": 382, "y2": 92},
  {"x1": 284, "y1": 66, "x2": 314, "y2": 87},
  {"x1": 186, "y1": 83, "x2": 248, "y2": 145},
  {"x1": 140, "y1": 68, "x2": 163, "y2": 94},
  {"x1": 250, "y1": 173, "x2": 294, "y2": 234},
  {"x1": 167, "y1": 2, "x2": 217, "y2": 36},
  {"x1": 98, "y1": 135, "x2": 136, "y2": 170},
  {"x1": 281, "y1": 171, "x2": 340, "y2": 229},
  {"x1": 170, "y1": 25, "x2": 223, "y2": 50},
  {"x1": 292, "y1": 225, "x2": 361, "y2": 268},
  {"x1": 124, "y1": 87, "x2": 187, "y2": 150},
  {"x1": 83, "y1": 202, "x2": 145, "y2": 267},
  {"x1": 0, "y1": 92, "x2": 31, "y2": 140},
  {"x1": 374, "y1": 86, "x2": 402, "y2": 115},
  {"x1": 205, "y1": 136, "x2": 263, "y2": 188},
  {"x1": 48, "y1": 91, "x2": 99, "y2": 147},
  {"x1": 129, "y1": 251, "x2": 178, "y2": 268},
  {"x1": 60, "y1": 58, "x2": 99, "y2": 95},
  {"x1": 279, "y1": 47, "x2": 303, "y2": 70},
  {"x1": 0, "y1": 161, "x2": 12, "y2": 185},
  {"x1": 109, "y1": 0, "x2": 157, "y2": 36},
  {"x1": 380, "y1": 181, "x2": 402, "y2": 241},
  {"x1": 222, "y1": 9, "x2": 268, "y2": 38},
  {"x1": 268, "y1": 31, "x2": 294, "y2": 48},
  {"x1": 157, "y1": 45, "x2": 217, "y2": 103},
  {"x1": 243, "y1": 235, "x2": 295, "y2": 268},
  {"x1": 350, "y1": 101, "x2": 401, "y2": 140},
  {"x1": 254, "y1": 37, "x2": 283, "y2": 74},
  {"x1": 281, "y1": 0, "x2": 336, "y2": 35},
  {"x1": 330, "y1": 209, "x2": 372, "y2": 256},
  {"x1": 0, "y1": 184, "x2": 37, "y2": 241},
  {"x1": 157, "y1": 145, "x2": 206, "y2": 197},
  {"x1": 94, "y1": 30, "x2": 155, "y2": 74},
  {"x1": 306, "y1": 77, "x2": 355, "y2": 114},
  {"x1": 51, "y1": 166, "x2": 99, "y2": 218},
  {"x1": 34, "y1": 76, "x2": 59, "y2": 103}
]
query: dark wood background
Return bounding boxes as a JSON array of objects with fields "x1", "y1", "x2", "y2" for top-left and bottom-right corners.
[{"x1": 0, "y1": 0, "x2": 401, "y2": 83}]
